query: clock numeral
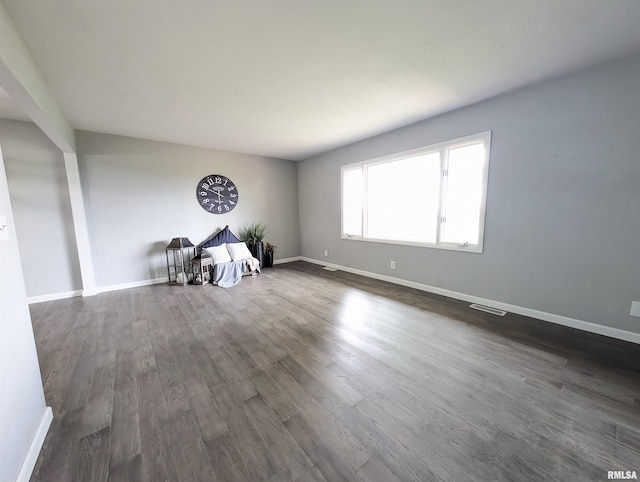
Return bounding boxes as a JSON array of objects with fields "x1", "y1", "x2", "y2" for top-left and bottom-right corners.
[{"x1": 198, "y1": 174, "x2": 238, "y2": 214}]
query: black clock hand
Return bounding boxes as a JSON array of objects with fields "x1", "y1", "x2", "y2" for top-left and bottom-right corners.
[{"x1": 203, "y1": 185, "x2": 224, "y2": 198}]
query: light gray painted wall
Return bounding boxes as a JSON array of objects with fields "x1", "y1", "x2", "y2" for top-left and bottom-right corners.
[
  {"x1": 76, "y1": 131, "x2": 300, "y2": 288},
  {"x1": 0, "y1": 144, "x2": 48, "y2": 482},
  {"x1": 298, "y1": 52, "x2": 640, "y2": 334},
  {"x1": 1, "y1": 119, "x2": 81, "y2": 297}
]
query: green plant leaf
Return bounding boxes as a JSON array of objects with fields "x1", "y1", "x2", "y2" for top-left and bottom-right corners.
[{"x1": 242, "y1": 222, "x2": 266, "y2": 242}]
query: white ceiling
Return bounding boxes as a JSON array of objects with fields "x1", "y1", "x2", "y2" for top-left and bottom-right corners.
[{"x1": 2, "y1": 1, "x2": 640, "y2": 160}]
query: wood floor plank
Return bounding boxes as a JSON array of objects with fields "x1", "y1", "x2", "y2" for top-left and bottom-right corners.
[
  {"x1": 162, "y1": 410, "x2": 217, "y2": 481},
  {"x1": 284, "y1": 413, "x2": 364, "y2": 482},
  {"x1": 294, "y1": 466, "x2": 328, "y2": 482},
  {"x1": 286, "y1": 364, "x2": 441, "y2": 481},
  {"x1": 242, "y1": 393, "x2": 314, "y2": 480},
  {"x1": 357, "y1": 456, "x2": 402, "y2": 482},
  {"x1": 28, "y1": 261, "x2": 640, "y2": 482},
  {"x1": 282, "y1": 352, "x2": 363, "y2": 407},
  {"x1": 149, "y1": 330, "x2": 192, "y2": 416},
  {"x1": 210, "y1": 384, "x2": 278, "y2": 480},
  {"x1": 108, "y1": 350, "x2": 141, "y2": 471},
  {"x1": 73, "y1": 427, "x2": 110, "y2": 482},
  {"x1": 136, "y1": 369, "x2": 172, "y2": 482},
  {"x1": 42, "y1": 313, "x2": 90, "y2": 414},
  {"x1": 201, "y1": 432, "x2": 254, "y2": 480},
  {"x1": 80, "y1": 362, "x2": 115, "y2": 438},
  {"x1": 107, "y1": 453, "x2": 142, "y2": 482},
  {"x1": 31, "y1": 407, "x2": 84, "y2": 482}
]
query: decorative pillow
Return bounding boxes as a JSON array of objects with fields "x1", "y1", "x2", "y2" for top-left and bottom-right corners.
[
  {"x1": 205, "y1": 244, "x2": 232, "y2": 264},
  {"x1": 200, "y1": 225, "x2": 241, "y2": 249},
  {"x1": 226, "y1": 242, "x2": 253, "y2": 261}
]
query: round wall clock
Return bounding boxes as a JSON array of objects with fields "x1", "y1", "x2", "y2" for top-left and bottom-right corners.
[{"x1": 196, "y1": 174, "x2": 239, "y2": 214}]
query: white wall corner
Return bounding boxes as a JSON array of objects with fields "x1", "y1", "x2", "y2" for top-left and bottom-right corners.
[{"x1": 15, "y1": 407, "x2": 52, "y2": 482}]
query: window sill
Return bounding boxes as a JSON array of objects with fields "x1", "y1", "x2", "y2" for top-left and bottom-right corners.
[{"x1": 341, "y1": 235, "x2": 483, "y2": 253}]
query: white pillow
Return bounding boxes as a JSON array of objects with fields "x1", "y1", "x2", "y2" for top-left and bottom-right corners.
[
  {"x1": 226, "y1": 242, "x2": 253, "y2": 261},
  {"x1": 205, "y1": 244, "x2": 232, "y2": 264}
]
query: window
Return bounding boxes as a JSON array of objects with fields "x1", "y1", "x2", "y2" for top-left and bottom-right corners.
[{"x1": 341, "y1": 132, "x2": 491, "y2": 252}]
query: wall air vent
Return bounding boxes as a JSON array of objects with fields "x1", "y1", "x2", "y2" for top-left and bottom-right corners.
[{"x1": 469, "y1": 304, "x2": 507, "y2": 316}]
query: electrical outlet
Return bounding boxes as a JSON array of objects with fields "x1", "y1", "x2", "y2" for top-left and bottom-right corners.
[
  {"x1": 390, "y1": 260, "x2": 396, "y2": 269},
  {"x1": 631, "y1": 301, "x2": 640, "y2": 318},
  {"x1": 324, "y1": 250, "x2": 328, "y2": 257}
]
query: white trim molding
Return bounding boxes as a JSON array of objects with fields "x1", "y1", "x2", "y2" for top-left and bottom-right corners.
[
  {"x1": 16, "y1": 407, "x2": 53, "y2": 482},
  {"x1": 96, "y1": 276, "x2": 168, "y2": 294},
  {"x1": 273, "y1": 256, "x2": 302, "y2": 265},
  {"x1": 300, "y1": 257, "x2": 640, "y2": 345},
  {"x1": 27, "y1": 290, "x2": 82, "y2": 305},
  {"x1": 28, "y1": 277, "x2": 169, "y2": 303}
]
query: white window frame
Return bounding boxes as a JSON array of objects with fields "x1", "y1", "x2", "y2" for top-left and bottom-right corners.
[{"x1": 341, "y1": 131, "x2": 491, "y2": 253}]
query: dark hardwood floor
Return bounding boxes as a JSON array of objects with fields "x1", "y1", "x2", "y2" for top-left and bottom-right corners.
[{"x1": 29, "y1": 261, "x2": 640, "y2": 481}]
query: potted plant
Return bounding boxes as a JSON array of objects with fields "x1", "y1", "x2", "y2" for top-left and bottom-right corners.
[
  {"x1": 242, "y1": 222, "x2": 266, "y2": 268},
  {"x1": 263, "y1": 242, "x2": 277, "y2": 268}
]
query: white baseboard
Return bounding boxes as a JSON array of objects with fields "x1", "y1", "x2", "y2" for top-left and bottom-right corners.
[
  {"x1": 27, "y1": 290, "x2": 82, "y2": 304},
  {"x1": 300, "y1": 257, "x2": 640, "y2": 345},
  {"x1": 96, "y1": 276, "x2": 168, "y2": 294},
  {"x1": 28, "y1": 265, "x2": 306, "y2": 303},
  {"x1": 16, "y1": 406, "x2": 53, "y2": 482},
  {"x1": 26, "y1": 261, "x2": 305, "y2": 302},
  {"x1": 27, "y1": 277, "x2": 168, "y2": 303},
  {"x1": 273, "y1": 256, "x2": 302, "y2": 265}
]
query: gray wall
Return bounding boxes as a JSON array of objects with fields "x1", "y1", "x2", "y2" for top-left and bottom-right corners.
[
  {"x1": 0, "y1": 144, "x2": 49, "y2": 482},
  {"x1": 76, "y1": 131, "x2": 299, "y2": 288},
  {"x1": 298, "y1": 52, "x2": 640, "y2": 334},
  {"x1": 1, "y1": 119, "x2": 81, "y2": 298}
]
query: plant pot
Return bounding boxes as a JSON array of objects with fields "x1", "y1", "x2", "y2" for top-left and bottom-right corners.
[
  {"x1": 263, "y1": 251, "x2": 274, "y2": 268},
  {"x1": 247, "y1": 241, "x2": 264, "y2": 269}
]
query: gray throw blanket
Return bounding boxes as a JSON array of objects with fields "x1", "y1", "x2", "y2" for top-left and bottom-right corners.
[{"x1": 213, "y1": 260, "x2": 245, "y2": 288}]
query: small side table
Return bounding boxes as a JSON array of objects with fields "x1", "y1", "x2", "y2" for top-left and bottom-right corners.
[{"x1": 192, "y1": 254, "x2": 213, "y2": 285}]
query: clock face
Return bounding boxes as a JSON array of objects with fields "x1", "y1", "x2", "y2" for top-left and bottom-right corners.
[{"x1": 196, "y1": 174, "x2": 239, "y2": 214}]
